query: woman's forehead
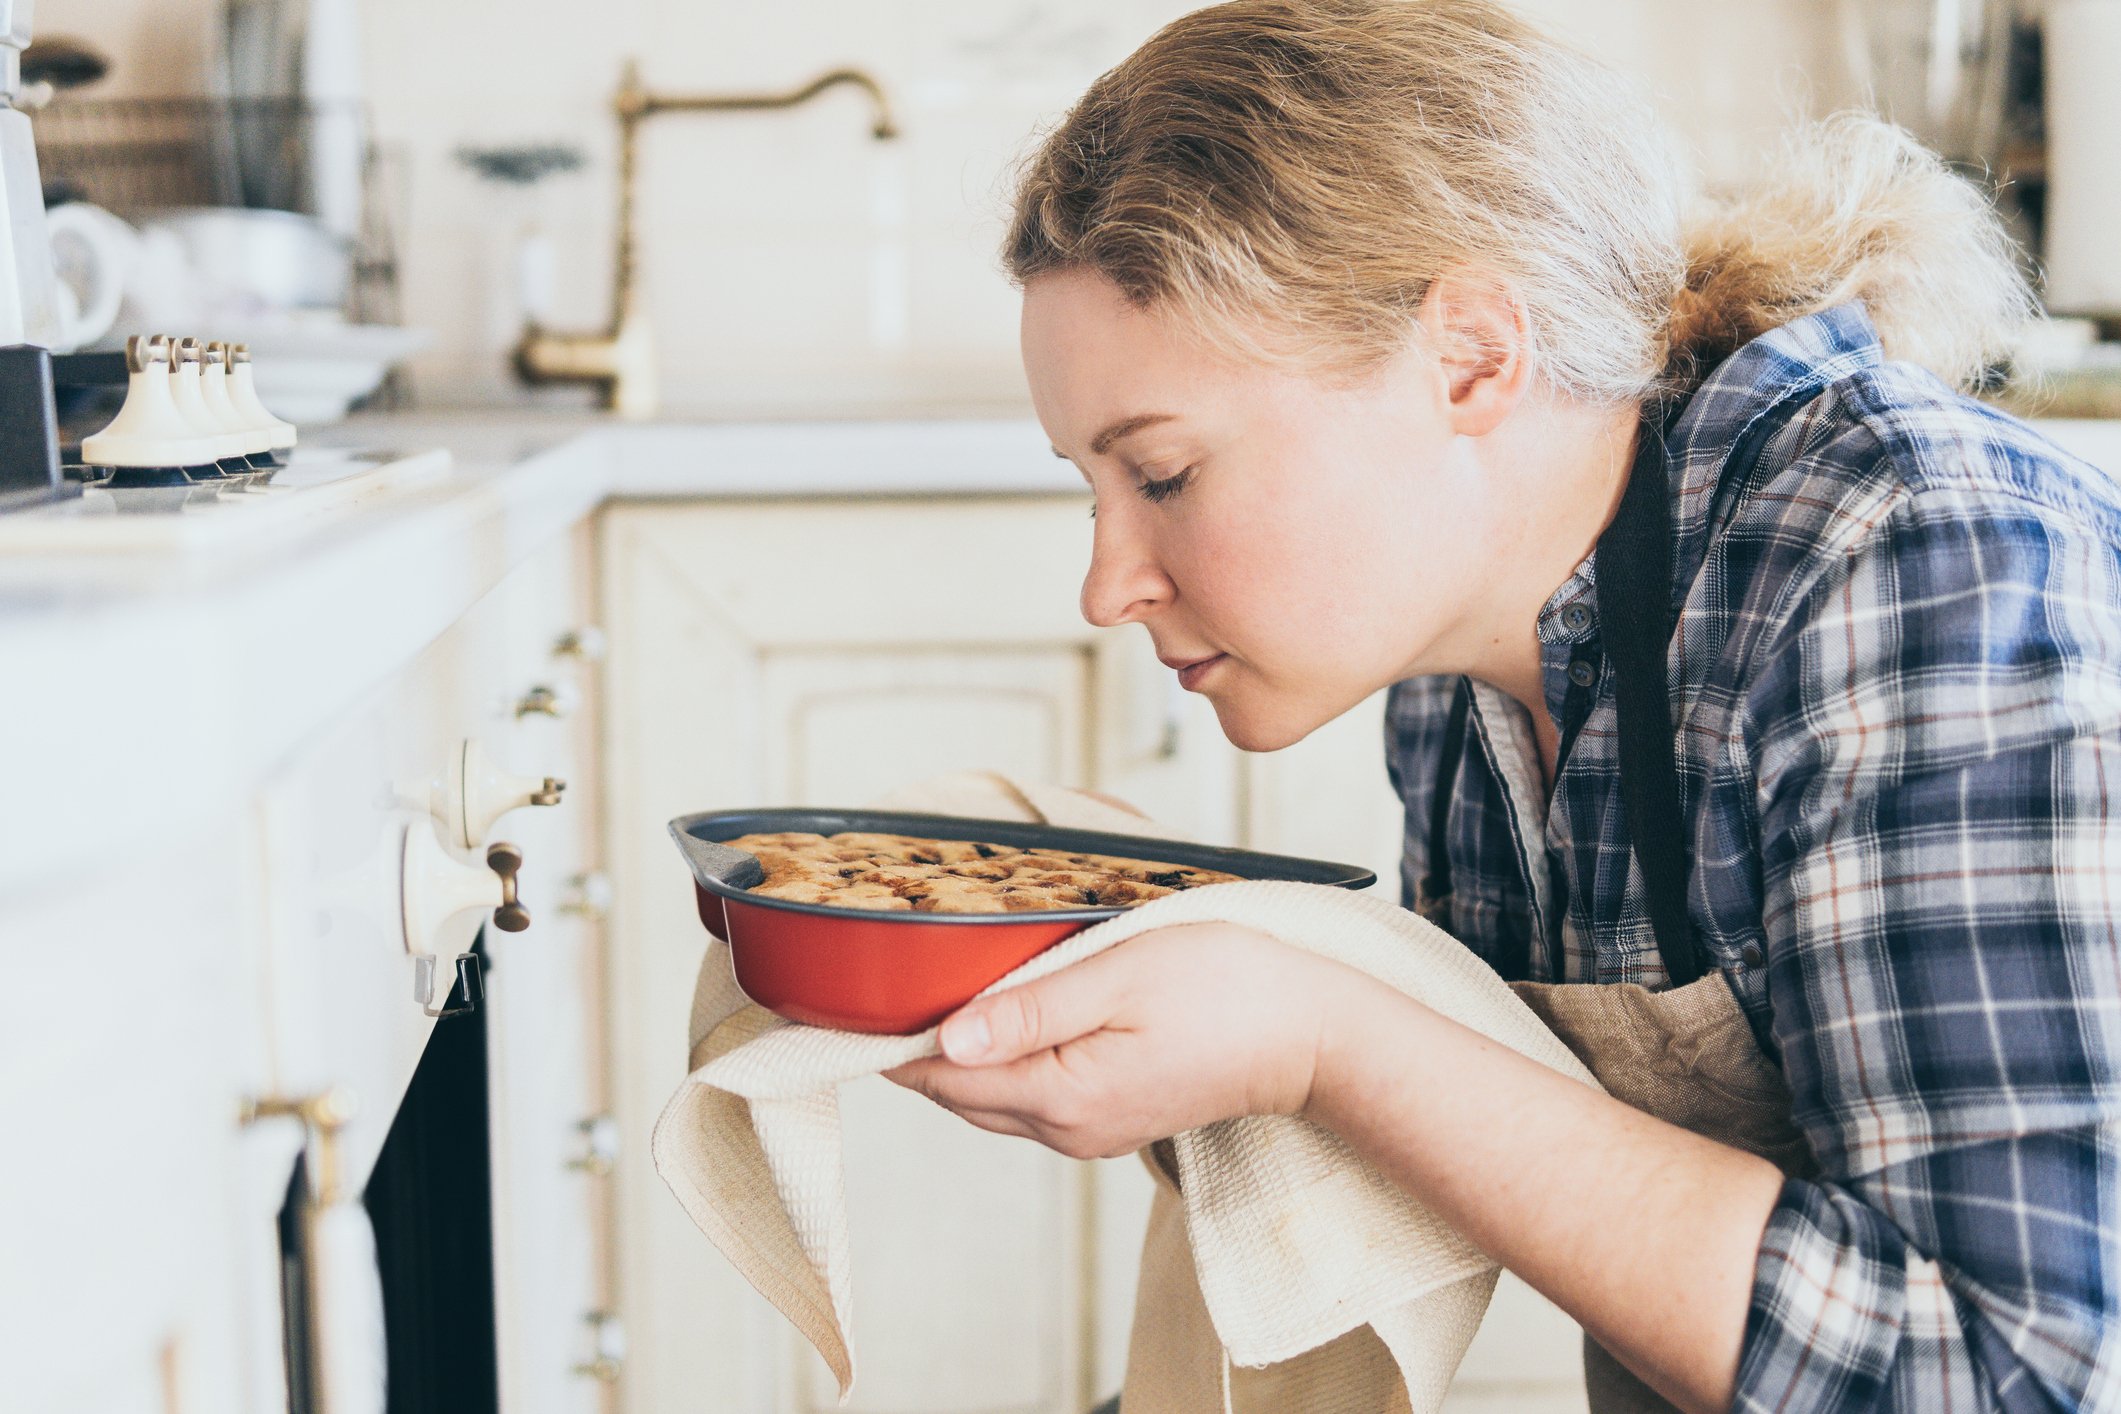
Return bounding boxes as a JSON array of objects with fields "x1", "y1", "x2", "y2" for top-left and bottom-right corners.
[{"x1": 1023, "y1": 272, "x2": 1256, "y2": 448}]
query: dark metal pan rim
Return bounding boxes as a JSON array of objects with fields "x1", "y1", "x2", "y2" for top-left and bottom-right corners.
[{"x1": 670, "y1": 805, "x2": 1376, "y2": 926}]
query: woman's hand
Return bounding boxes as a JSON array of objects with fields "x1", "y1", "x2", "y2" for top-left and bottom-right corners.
[{"x1": 884, "y1": 923, "x2": 1362, "y2": 1159}]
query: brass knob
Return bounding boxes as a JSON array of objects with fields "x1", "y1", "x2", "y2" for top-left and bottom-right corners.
[
  {"x1": 240, "y1": 1086, "x2": 357, "y2": 1132},
  {"x1": 529, "y1": 776, "x2": 566, "y2": 806},
  {"x1": 487, "y1": 842, "x2": 531, "y2": 932},
  {"x1": 552, "y1": 626, "x2": 607, "y2": 662},
  {"x1": 572, "y1": 1309, "x2": 627, "y2": 1382},
  {"x1": 514, "y1": 683, "x2": 576, "y2": 719},
  {"x1": 559, "y1": 871, "x2": 613, "y2": 921},
  {"x1": 125, "y1": 332, "x2": 169, "y2": 371},
  {"x1": 240, "y1": 1086, "x2": 359, "y2": 1205},
  {"x1": 567, "y1": 1113, "x2": 620, "y2": 1175}
]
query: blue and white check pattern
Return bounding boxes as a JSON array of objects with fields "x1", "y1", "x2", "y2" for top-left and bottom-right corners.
[{"x1": 1385, "y1": 305, "x2": 2121, "y2": 1410}]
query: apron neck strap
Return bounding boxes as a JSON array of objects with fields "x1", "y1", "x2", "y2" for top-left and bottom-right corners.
[{"x1": 1595, "y1": 407, "x2": 1701, "y2": 986}]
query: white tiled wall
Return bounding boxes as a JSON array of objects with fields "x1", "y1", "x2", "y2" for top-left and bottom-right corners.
[{"x1": 40, "y1": 0, "x2": 1837, "y2": 412}]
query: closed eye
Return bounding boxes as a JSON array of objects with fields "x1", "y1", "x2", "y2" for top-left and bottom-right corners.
[
  {"x1": 1087, "y1": 466, "x2": 1195, "y2": 519},
  {"x1": 1137, "y1": 467, "x2": 1194, "y2": 504}
]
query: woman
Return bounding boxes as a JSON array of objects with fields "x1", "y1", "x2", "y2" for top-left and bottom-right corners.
[{"x1": 887, "y1": 2, "x2": 2121, "y2": 1410}]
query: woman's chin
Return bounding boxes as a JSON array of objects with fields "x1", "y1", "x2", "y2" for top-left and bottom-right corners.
[{"x1": 1207, "y1": 694, "x2": 1322, "y2": 754}]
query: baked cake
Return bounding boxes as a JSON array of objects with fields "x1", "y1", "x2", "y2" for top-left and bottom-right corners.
[{"x1": 723, "y1": 830, "x2": 1242, "y2": 914}]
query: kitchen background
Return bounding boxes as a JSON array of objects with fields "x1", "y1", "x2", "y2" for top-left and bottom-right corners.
[
  {"x1": 11, "y1": 4, "x2": 2114, "y2": 1414},
  {"x1": 46, "y1": 0, "x2": 1865, "y2": 415}
]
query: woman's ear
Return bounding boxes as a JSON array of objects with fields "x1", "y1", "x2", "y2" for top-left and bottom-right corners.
[{"x1": 1419, "y1": 274, "x2": 1532, "y2": 438}]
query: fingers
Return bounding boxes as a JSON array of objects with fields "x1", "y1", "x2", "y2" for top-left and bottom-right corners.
[
  {"x1": 884, "y1": 1055, "x2": 1124, "y2": 1158},
  {"x1": 940, "y1": 948, "x2": 1126, "y2": 1066},
  {"x1": 887, "y1": 1051, "x2": 1070, "y2": 1116}
]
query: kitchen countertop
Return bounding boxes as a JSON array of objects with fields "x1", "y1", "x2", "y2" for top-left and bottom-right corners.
[{"x1": 0, "y1": 412, "x2": 1080, "y2": 899}]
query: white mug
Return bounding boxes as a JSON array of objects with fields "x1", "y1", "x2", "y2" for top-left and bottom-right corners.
[{"x1": 43, "y1": 201, "x2": 135, "y2": 352}]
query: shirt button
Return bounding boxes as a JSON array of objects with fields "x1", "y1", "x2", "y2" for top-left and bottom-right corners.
[
  {"x1": 1567, "y1": 658, "x2": 1598, "y2": 688},
  {"x1": 1739, "y1": 942, "x2": 1766, "y2": 970},
  {"x1": 1562, "y1": 604, "x2": 1594, "y2": 634}
]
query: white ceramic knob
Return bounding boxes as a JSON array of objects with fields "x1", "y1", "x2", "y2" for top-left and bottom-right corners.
[
  {"x1": 202, "y1": 341, "x2": 273, "y2": 457},
  {"x1": 433, "y1": 739, "x2": 566, "y2": 849},
  {"x1": 228, "y1": 344, "x2": 298, "y2": 453},
  {"x1": 400, "y1": 818, "x2": 517, "y2": 968},
  {"x1": 168, "y1": 337, "x2": 250, "y2": 461},
  {"x1": 79, "y1": 335, "x2": 226, "y2": 469}
]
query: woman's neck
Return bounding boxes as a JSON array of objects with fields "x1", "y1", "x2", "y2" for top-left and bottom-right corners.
[{"x1": 1456, "y1": 397, "x2": 1641, "y2": 739}]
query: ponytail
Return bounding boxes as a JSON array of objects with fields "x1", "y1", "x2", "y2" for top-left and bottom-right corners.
[{"x1": 1668, "y1": 112, "x2": 2036, "y2": 393}]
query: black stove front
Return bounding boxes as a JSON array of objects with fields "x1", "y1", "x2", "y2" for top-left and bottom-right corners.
[{"x1": 276, "y1": 937, "x2": 501, "y2": 1414}]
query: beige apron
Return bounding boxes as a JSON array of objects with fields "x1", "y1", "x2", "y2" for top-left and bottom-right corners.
[
  {"x1": 1118, "y1": 971, "x2": 1812, "y2": 1414},
  {"x1": 1510, "y1": 972, "x2": 1816, "y2": 1414}
]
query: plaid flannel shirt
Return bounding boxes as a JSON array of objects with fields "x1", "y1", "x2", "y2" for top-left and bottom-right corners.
[{"x1": 1385, "y1": 305, "x2": 2121, "y2": 1410}]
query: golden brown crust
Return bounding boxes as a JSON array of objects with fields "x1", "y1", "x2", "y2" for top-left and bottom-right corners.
[{"x1": 723, "y1": 830, "x2": 1240, "y2": 913}]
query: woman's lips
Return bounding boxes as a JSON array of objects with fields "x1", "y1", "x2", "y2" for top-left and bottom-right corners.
[{"x1": 1172, "y1": 654, "x2": 1226, "y2": 691}]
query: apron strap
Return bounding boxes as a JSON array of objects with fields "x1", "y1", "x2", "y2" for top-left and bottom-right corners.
[
  {"x1": 1595, "y1": 413, "x2": 1701, "y2": 985},
  {"x1": 1418, "y1": 677, "x2": 1474, "y2": 911},
  {"x1": 1597, "y1": 394, "x2": 1816, "y2": 987}
]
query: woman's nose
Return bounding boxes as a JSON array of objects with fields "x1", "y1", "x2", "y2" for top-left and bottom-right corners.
[{"x1": 1080, "y1": 512, "x2": 1173, "y2": 627}]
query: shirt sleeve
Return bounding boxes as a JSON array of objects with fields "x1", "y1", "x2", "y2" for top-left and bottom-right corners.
[{"x1": 1737, "y1": 487, "x2": 2121, "y2": 1412}]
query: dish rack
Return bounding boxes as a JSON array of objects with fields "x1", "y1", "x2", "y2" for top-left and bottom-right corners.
[{"x1": 28, "y1": 95, "x2": 404, "y2": 328}]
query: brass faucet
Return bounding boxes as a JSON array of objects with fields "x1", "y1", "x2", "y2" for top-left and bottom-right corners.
[{"x1": 513, "y1": 61, "x2": 900, "y2": 417}]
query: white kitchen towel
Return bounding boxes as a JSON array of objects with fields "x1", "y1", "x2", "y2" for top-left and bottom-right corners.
[{"x1": 651, "y1": 775, "x2": 1600, "y2": 1411}]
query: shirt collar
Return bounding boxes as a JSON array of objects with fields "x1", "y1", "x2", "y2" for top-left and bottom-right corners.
[
  {"x1": 1534, "y1": 552, "x2": 1598, "y2": 646},
  {"x1": 1662, "y1": 302, "x2": 1888, "y2": 613},
  {"x1": 1666, "y1": 302, "x2": 1885, "y2": 468}
]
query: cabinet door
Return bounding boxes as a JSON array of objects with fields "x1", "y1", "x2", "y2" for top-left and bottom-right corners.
[
  {"x1": 601, "y1": 498, "x2": 1236, "y2": 1414},
  {"x1": 759, "y1": 648, "x2": 1090, "y2": 806}
]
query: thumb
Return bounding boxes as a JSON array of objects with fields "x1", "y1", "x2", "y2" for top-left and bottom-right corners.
[{"x1": 939, "y1": 956, "x2": 1121, "y2": 1066}]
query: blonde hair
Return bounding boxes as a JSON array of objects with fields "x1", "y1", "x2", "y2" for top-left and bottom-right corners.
[{"x1": 1005, "y1": 0, "x2": 2035, "y2": 401}]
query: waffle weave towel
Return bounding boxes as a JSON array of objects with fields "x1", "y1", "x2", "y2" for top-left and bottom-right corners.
[{"x1": 651, "y1": 772, "x2": 1599, "y2": 1410}]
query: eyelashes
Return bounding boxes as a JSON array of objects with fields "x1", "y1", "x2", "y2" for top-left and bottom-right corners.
[
  {"x1": 1088, "y1": 466, "x2": 1196, "y2": 520},
  {"x1": 1138, "y1": 467, "x2": 1195, "y2": 503}
]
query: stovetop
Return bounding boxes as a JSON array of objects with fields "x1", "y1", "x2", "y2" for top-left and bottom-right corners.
[{"x1": 0, "y1": 446, "x2": 451, "y2": 553}]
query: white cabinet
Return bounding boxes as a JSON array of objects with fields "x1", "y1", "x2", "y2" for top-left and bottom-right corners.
[{"x1": 46, "y1": 524, "x2": 616, "y2": 1414}]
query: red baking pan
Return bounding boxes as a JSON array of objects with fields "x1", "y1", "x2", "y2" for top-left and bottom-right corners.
[{"x1": 669, "y1": 807, "x2": 1376, "y2": 1034}]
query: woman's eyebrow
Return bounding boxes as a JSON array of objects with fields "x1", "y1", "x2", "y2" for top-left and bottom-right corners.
[{"x1": 1090, "y1": 412, "x2": 1178, "y2": 456}]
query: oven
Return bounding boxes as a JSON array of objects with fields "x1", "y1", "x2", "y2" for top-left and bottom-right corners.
[{"x1": 242, "y1": 529, "x2": 614, "y2": 1414}]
